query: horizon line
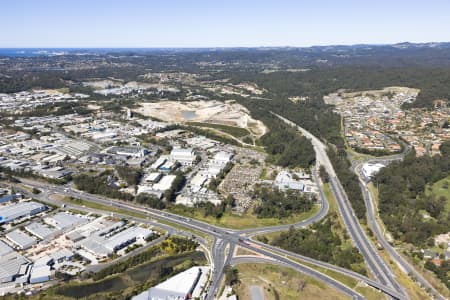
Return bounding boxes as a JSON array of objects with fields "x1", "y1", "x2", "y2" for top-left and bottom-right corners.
[{"x1": 1, "y1": 41, "x2": 449, "y2": 50}]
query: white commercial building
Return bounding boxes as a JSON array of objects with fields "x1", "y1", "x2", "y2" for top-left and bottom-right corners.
[
  {"x1": 212, "y1": 151, "x2": 233, "y2": 165},
  {"x1": 79, "y1": 226, "x2": 153, "y2": 258},
  {"x1": 0, "y1": 239, "x2": 13, "y2": 257},
  {"x1": 44, "y1": 212, "x2": 88, "y2": 231},
  {"x1": 5, "y1": 229, "x2": 37, "y2": 250},
  {"x1": 151, "y1": 157, "x2": 167, "y2": 170},
  {"x1": 133, "y1": 266, "x2": 210, "y2": 300},
  {"x1": 0, "y1": 252, "x2": 30, "y2": 283},
  {"x1": 153, "y1": 175, "x2": 176, "y2": 192},
  {"x1": 25, "y1": 222, "x2": 60, "y2": 240},
  {"x1": 144, "y1": 172, "x2": 162, "y2": 183},
  {"x1": 29, "y1": 265, "x2": 51, "y2": 284},
  {"x1": 107, "y1": 146, "x2": 147, "y2": 158},
  {"x1": 170, "y1": 148, "x2": 196, "y2": 166},
  {"x1": 274, "y1": 171, "x2": 305, "y2": 191},
  {"x1": 362, "y1": 162, "x2": 385, "y2": 179},
  {"x1": 0, "y1": 201, "x2": 47, "y2": 224}
]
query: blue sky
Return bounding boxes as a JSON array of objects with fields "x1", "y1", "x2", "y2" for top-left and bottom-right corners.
[{"x1": 1, "y1": 0, "x2": 450, "y2": 47}]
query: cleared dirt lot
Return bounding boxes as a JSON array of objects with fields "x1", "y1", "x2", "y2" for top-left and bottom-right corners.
[{"x1": 134, "y1": 100, "x2": 267, "y2": 137}]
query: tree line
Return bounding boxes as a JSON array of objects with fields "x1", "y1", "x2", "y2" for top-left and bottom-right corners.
[
  {"x1": 253, "y1": 186, "x2": 315, "y2": 219},
  {"x1": 374, "y1": 142, "x2": 450, "y2": 247}
]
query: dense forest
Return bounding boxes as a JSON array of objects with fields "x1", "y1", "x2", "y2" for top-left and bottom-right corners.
[
  {"x1": 259, "y1": 115, "x2": 316, "y2": 169},
  {"x1": 73, "y1": 171, "x2": 134, "y2": 201},
  {"x1": 269, "y1": 219, "x2": 367, "y2": 275},
  {"x1": 253, "y1": 187, "x2": 315, "y2": 219},
  {"x1": 374, "y1": 142, "x2": 450, "y2": 247},
  {"x1": 425, "y1": 260, "x2": 450, "y2": 290}
]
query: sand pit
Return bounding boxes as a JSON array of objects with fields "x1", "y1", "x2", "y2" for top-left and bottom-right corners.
[{"x1": 134, "y1": 100, "x2": 267, "y2": 136}]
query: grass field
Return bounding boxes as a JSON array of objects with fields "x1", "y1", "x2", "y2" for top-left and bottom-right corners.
[
  {"x1": 187, "y1": 121, "x2": 251, "y2": 138},
  {"x1": 426, "y1": 174, "x2": 450, "y2": 214},
  {"x1": 167, "y1": 204, "x2": 320, "y2": 229},
  {"x1": 64, "y1": 197, "x2": 148, "y2": 219},
  {"x1": 233, "y1": 263, "x2": 350, "y2": 300},
  {"x1": 295, "y1": 259, "x2": 383, "y2": 300}
]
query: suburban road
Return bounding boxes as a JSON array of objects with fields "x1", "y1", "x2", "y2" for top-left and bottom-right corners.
[
  {"x1": 273, "y1": 113, "x2": 408, "y2": 298},
  {"x1": 15, "y1": 116, "x2": 441, "y2": 300},
  {"x1": 15, "y1": 174, "x2": 407, "y2": 300},
  {"x1": 354, "y1": 157, "x2": 446, "y2": 300}
]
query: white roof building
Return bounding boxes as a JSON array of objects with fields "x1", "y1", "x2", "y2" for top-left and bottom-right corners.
[
  {"x1": 44, "y1": 212, "x2": 88, "y2": 231},
  {"x1": 212, "y1": 151, "x2": 233, "y2": 165},
  {"x1": 0, "y1": 240, "x2": 13, "y2": 257},
  {"x1": 0, "y1": 201, "x2": 46, "y2": 224},
  {"x1": 362, "y1": 162, "x2": 385, "y2": 179},
  {"x1": 133, "y1": 266, "x2": 209, "y2": 300},
  {"x1": 144, "y1": 172, "x2": 162, "y2": 183},
  {"x1": 274, "y1": 171, "x2": 304, "y2": 191},
  {"x1": 153, "y1": 175, "x2": 176, "y2": 191},
  {"x1": 80, "y1": 226, "x2": 153, "y2": 258},
  {"x1": 151, "y1": 157, "x2": 167, "y2": 170},
  {"x1": 190, "y1": 173, "x2": 207, "y2": 188},
  {"x1": 5, "y1": 229, "x2": 37, "y2": 250},
  {"x1": 25, "y1": 222, "x2": 60, "y2": 240},
  {"x1": 29, "y1": 265, "x2": 51, "y2": 284},
  {"x1": 170, "y1": 148, "x2": 196, "y2": 166},
  {"x1": 0, "y1": 252, "x2": 30, "y2": 283}
]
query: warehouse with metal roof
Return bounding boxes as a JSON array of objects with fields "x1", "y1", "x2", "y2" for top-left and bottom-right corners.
[
  {"x1": 0, "y1": 252, "x2": 30, "y2": 283},
  {"x1": 0, "y1": 201, "x2": 46, "y2": 224},
  {"x1": 25, "y1": 222, "x2": 60, "y2": 240},
  {"x1": 0, "y1": 240, "x2": 13, "y2": 257},
  {"x1": 5, "y1": 229, "x2": 37, "y2": 250},
  {"x1": 44, "y1": 212, "x2": 88, "y2": 231}
]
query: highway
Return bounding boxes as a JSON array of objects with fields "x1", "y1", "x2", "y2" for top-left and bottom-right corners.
[
  {"x1": 13, "y1": 176, "x2": 409, "y2": 300},
  {"x1": 272, "y1": 113, "x2": 407, "y2": 297},
  {"x1": 353, "y1": 158, "x2": 446, "y2": 300},
  {"x1": 230, "y1": 256, "x2": 366, "y2": 300},
  {"x1": 3, "y1": 118, "x2": 440, "y2": 299}
]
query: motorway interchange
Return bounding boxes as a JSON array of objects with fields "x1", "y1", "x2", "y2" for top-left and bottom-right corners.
[{"x1": 11, "y1": 118, "x2": 446, "y2": 300}]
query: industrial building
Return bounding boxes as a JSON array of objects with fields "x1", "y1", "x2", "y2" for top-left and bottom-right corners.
[
  {"x1": 0, "y1": 252, "x2": 30, "y2": 283},
  {"x1": 362, "y1": 162, "x2": 385, "y2": 179},
  {"x1": 44, "y1": 212, "x2": 88, "y2": 231},
  {"x1": 212, "y1": 151, "x2": 233, "y2": 165},
  {"x1": 144, "y1": 172, "x2": 162, "y2": 183},
  {"x1": 79, "y1": 226, "x2": 153, "y2": 258},
  {"x1": 151, "y1": 157, "x2": 167, "y2": 170},
  {"x1": 274, "y1": 171, "x2": 305, "y2": 191},
  {"x1": 0, "y1": 194, "x2": 19, "y2": 204},
  {"x1": 152, "y1": 175, "x2": 176, "y2": 192},
  {"x1": 0, "y1": 239, "x2": 13, "y2": 257},
  {"x1": 132, "y1": 266, "x2": 209, "y2": 300},
  {"x1": 25, "y1": 222, "x2": 60, "y2": 240},
  {"x1": 0, "y1": 201, "x2": 47, "y2": 224},
  {"x1": 29, "y1": 265, "x2": 51, "y2": 284},
  {"x1": 107, "y1": 146, "x2": 148, "y2": 158},
  {"x1": 5, "y1": 229, "x2": 37, "y2": 250},
  {"x1": 170, "y1": 148, "x2": 196, "y2": 166}
]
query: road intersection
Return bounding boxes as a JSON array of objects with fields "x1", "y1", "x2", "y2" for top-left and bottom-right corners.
[{"x1": 8, "y1": 117, "x2": 443, "y2": 299}]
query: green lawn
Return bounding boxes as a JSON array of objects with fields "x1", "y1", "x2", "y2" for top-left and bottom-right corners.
[
  {"x1": 426, "y1": 174, "x2": 450, "y2": 214},
  {"x1": 234, "y1": 263, "x2": 350, "y2": 300},
  {"x1": 167, "y1": 204, "x2": 320, "y2": 229},
  {"x1": 64, "y1": 197, "x2": 148, "y2": 219}
]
